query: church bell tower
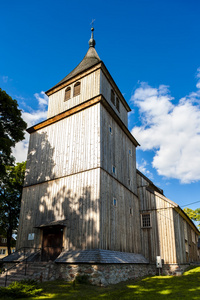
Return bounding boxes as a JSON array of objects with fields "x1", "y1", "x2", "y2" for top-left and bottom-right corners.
[{"x1": 16, "y1": 27, "x2": 141, "y2": 260}]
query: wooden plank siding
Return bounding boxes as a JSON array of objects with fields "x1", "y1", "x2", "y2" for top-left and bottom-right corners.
[
  {"x1": 47, "y1": 69, "x2": 101, "y2": 119},
  {"x1": 173, "y1": 210, "x2": 199, "y2": 263},
  {"x1": 17, "y1": 90, "x2": 142, "y2": 254},
  {"x1": 24, "y1": 103, "x2": 101, "y2": 187},
  {"x1": 100, "y1": 169, "x2": 141, "y2": 253},
  {"x1": 100, "y1": 70, "x2": 128, "y2": 127},
  {"x1": 137, "y1": 171, "x2": 199, "y2": 263},
  {"x1": 17, "y1": 168, "x2": 100, "y2": 250},
  {"x1": 16, "y1": 45, "x2": 199, "y2": 266},
  {"x1": 98, "y1": 99, "x2": 141, "y2": 253},
  {"x1": 100, "y1": 105, "x2": 137, "y2": 195},
  {"x1": 17, "y1": 103, "x2": 101, "y2": 250}
]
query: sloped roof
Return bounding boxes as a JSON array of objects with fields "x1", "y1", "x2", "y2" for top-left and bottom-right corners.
[
  {"x1": 137, "y1": 169, "x2": 164, "y2": 194},
  {"x1": 34, "y1": 219, "x2": 68, "y2": 228},
  {"x1": 2, "y1": 249, "x2": 39, "y2": 262},
  {"x1": 46, "y1": 47, "x2": 101, "y2": 93},
  {"x1": 55, "y1": 249, "x2": 148, "y2": 264},
  {"x1": 137, "y1": 170, "x2": 200, "y2": 235}
]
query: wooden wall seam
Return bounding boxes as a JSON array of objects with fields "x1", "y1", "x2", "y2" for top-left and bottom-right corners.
[{"x1": 23, "y1": 166, "x2": 138, "y2": 198}]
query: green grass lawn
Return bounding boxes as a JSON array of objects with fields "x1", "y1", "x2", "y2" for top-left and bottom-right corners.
[{"x1": 2, "y1": 266, "x2": 200, "y2": 299}]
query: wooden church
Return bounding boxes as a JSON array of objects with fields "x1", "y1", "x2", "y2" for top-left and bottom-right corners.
[{"x1": 15, "y1": 28, "x2": 199, "y2": 273}]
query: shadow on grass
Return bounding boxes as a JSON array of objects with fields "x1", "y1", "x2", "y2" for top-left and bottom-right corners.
[
  {"x1": 16, "y1": 266, "x2": 200, "y2": 300},
  {"x1": 124, "y1": 266, "x2": 200, "y2": 300}
]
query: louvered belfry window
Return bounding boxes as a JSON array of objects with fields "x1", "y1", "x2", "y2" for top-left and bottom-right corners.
[
  {"x1": 64, "y1": 87, "x2": 71, "y2": 101},
  {"x1": 74, "y1": 82, "x2": 81, "y2": 96},
  {"x1": 111, "y1": 89, "x2": 115, "y2": 105}
]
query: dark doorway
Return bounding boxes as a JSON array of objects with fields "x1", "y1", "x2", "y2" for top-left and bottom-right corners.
[{"x1": 42, "y1": 226, "x2": 63, "y2": 261}]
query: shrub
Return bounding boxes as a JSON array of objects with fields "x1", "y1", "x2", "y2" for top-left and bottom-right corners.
[
  {"x1": 0, "y1": 279, "x2": 43, "y2": 298},
  {"x1": 75, "y1": 274, "x2": 90, "y2": 284}
]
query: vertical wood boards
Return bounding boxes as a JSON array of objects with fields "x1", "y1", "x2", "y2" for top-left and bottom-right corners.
[
  {"x1": 18, "y1": 103, "x2": 101, "y2": 250},
  {"x1": 100, "y1": 105, "x2": 137, "y2": 195},
  {"x1": 173, "y1": 210, "x2": 199, "y2": 263},
  {"x1": 99, "y1": 169, "x2": 141, "y2": 254},
  {"x1": 18, "y1": 87, "x2": 142, "y2": 255},
  {"x1": 24, "y1": 104, "x2": 101, "y2": 187},
  {"x1": 17, "y1": 169, "x2": 100, "y2": 250},
  {"x1": 99, "y1": 102, "x2": 141, "y2": 254},
  {"x1": 137, "y1": 171, "x2": 199, "y2": 263},
  {"x1": 47, "y1": 70, "x2": 101, "y2": 119},
  {"x1": 100, "y1": 71, "x2": 128, "y2": 127}
]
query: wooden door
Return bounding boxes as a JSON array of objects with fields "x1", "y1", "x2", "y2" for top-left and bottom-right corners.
[{"x1": 42, "y1": 227, "x2": 63, "y2": 261}]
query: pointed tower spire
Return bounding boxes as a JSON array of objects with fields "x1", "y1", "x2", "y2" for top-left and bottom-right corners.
[{"x1": 89, "y1": 20, "x2": 96, "y2": 48}]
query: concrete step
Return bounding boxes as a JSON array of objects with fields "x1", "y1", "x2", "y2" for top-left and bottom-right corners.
[{"x1": 0, "y1": 262, "x2": 48, "y2": 287}]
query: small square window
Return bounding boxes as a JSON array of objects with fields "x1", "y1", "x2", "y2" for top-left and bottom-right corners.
[
  {"x1": 129, "y1": 149, "x2": 132, "y2": 156},
  {"x1": 130, "y1": 208, "x2": 133, "y2": 215},
  {"x1": 128, "y1": 179, "x2": 131, "y2": 185},
  {"x1": 141, "y1": 213, "x2": 151, "y2": 228},
  {"x1": 109, "y1": 126, "x2": 112, "y2": 134},
  {"x1": 113, "y1": 198, "x2": 117, "y2": 206},
  {"x1": 112, "y1": 166, "x2": 116, "y2": 174}
]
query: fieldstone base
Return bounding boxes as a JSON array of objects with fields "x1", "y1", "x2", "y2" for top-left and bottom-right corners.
[
  {"x1": 57, "y1": 263, "x2": 157, "y2": 286},
  {"x1": 2, "y1": 262, "x2": 196, "y2": 286},
  {"x1": 162, "y1": 263, "x2": 190, "y2": 276}
]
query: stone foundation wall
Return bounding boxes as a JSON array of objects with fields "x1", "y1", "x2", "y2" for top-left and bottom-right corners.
[
  {"x1": 162, "y1": 263, "x2": 190, "y2": 276},
  {"x1": 3, "y1": 262, "x2": 194, "y2": 286},
  {"x1": 57, "y1": 263, "x2": 157, "y2": 286},
  {"x1": 21, "y1": 263, "x2": 156, "y2": 286}
]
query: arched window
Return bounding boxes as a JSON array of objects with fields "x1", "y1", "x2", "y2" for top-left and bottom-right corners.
[
  {"x1": 64, "y1": 87, "x2": 71, "y2": 101},
  {"x1": 111, "y1": 89, "x2": 115, "y2": 105},
  {"x1": 74, "y1": 82, "x2": 81, "y2": 96}
]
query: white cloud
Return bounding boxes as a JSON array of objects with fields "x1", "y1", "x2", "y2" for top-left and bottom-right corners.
[
  {"x1": 196, "y1": 68, "x2": 200, "y2": 89},
  {"x1": 34, "y1": 91, "x2": 49, "y2": 109},
  {"x1": 22, "y1": 110, "x2": 48, "y2": 128},
  {"x1": 131, "y1": 71, "x2": 200, "y2": 184},
  {"x1": 12, "y1": 91, "x2": 49, "y2": 163},
  {"x1": 137, "y1": 159, "x2": 153, "y2": 180},
  {"x1": 2, "y1": 75, "x2": 8, "y2": 83}
]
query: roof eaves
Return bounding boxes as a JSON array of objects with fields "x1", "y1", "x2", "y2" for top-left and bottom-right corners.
[
  {"x1": 137, "y1": 169, "x2": 164, "y2": 195},
  {"x1": 46, "y1": 61, "x2": 102, "y2": 96},
  {"x1": 174, "y1": 206, "x2": 200, "y2": 234},
  {"x1": 100, "y1": 62, "x2": 131, "y2": 112}
]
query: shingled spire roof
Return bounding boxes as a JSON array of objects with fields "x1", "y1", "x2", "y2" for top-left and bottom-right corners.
[{"x1": 47, "y1": 27, "x2": 101, "y2": 93}]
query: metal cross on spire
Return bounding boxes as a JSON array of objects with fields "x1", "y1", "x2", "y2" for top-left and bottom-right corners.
[
  {"x1": 89, "y1": 19, "x2": 96, "y2": 48},
  {"x1": 90, "y1": 19, "x2": 95, "y2": 28}
]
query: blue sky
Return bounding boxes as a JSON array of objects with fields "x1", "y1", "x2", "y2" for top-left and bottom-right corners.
[{"x1": 1, "y1": 0, "x2": 200, "y2": 210}]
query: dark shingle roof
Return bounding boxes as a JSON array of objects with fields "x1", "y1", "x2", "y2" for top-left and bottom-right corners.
[
  {"x1": 55, "y1": 249, "x2": 148, "y2": 264},
  {"x1": 46, "y1": 47, "x2": 101, "y2": 93},
  {"x1": 34, "y1": 219, "x2": 68, "y2": 228},
  {"x1": 2, "y1": 250, "x2": 39, "y2": 262}
]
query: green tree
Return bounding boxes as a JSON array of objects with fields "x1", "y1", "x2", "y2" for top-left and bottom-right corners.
[
  {"x1": 183, "y1": 207, "x2": 200, "y2": 229},
  {"x1": 0, "y1": 89, "x2": 27, "y2": 175},
  {"x1": 0, "y1": 162, "x2": 26, "y2": 254}
]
